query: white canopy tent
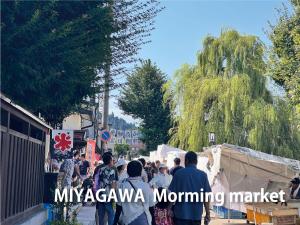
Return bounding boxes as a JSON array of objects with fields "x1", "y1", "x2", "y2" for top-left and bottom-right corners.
[
  {"x1": 151, "y1": 144, "x2": 186, "y2": 163},
  {"x1": 166, "y1": 151, "x2": 186, "y2": 168},
  {"x1": 198, "y1": 144, "x2": 300, "y2": 212}
]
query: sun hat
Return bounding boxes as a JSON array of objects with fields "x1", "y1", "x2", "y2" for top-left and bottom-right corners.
[{"x1": 115, "y1": 158, "x2": 127, "y2": 168}]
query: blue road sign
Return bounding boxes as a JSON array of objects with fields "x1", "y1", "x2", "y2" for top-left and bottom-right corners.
[{"x1": 100, "y1": 130, "x2": 112, "y2": 142}]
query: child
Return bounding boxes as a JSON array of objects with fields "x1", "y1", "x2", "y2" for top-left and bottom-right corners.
[{"x1": 154, "y1": 187, "x2": 174, "y2": 225}]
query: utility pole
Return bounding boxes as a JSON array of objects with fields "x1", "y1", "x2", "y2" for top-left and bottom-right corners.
[
  {"x1": 101, "y1": 64, "x2": 110, "y2": 153},
  {"x1": 102, "y1": 66, "x2": 110, "y2": 130}
]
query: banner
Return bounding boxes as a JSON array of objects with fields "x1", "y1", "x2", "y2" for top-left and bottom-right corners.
[
  {"x1": 86, "y1": 139, "x2": 96, "y2": 169},
  {"x1": 50, "y1": 130, "x2": 74, "y2": 160}
]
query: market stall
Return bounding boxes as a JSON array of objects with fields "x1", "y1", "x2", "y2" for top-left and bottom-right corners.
[
  {"x1": 245, "y1": 202, "x2": 299, "y2": 225},
  {"x1": 151, "y1": 144, "x2": 186, "y2": 164},
  {"x1": 198, "y1": 144, "x2": 300, "y2": 214}
]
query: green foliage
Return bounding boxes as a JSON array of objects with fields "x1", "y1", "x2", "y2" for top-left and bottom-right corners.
[
  {"x1": 114, "y1": 144, "x2": 130, "y2": 156},
  {"x1": 1, "y1": 1, "x2": 162, "y2": 126},
  {"x1": 268, "y1": 1, "x2": 300, "y2": 107},
  {"x1": 1, "y1": 1, "x2": 113, "y2": 126},
  {"x1": 165, "y1": 30, "x2": 300, "y2": 159},
  {"x1": 119, "y1": 60, "x2": 172, "y2": 151},
  {"x1": 139, "y1": 148, "x2": 150, "y2": 156}
]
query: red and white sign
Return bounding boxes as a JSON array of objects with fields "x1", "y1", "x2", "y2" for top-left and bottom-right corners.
[
  {"x1": 86, "y1": 139, "x2": 96, "y2": 169},
  {"x1": 52, "y1": 130, "x2": 74, "y2": 151}
]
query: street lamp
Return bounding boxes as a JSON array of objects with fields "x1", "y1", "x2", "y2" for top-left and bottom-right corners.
[{"x1": 208, "y1": 132, "x2": 216, "y2": 145}]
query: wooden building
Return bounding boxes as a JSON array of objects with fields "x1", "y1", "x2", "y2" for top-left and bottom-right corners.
[{"x1": 0, "y1": 94, "x2": 52, "y2": 225}]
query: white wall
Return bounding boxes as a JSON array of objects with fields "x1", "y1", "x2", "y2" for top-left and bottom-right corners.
[{"x1": 62, "y1": 114, "x2": 81, "y2": 130}]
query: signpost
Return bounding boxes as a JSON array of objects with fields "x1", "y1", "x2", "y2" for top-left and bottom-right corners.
[
  {"x1": 100, "y1": 130, "x2": 112, "y2": 142},
  {"x1": 86, "y1": 139, "x2": 96, "y2": 169},
  {"x1": 52, "y1": 129, "x2": 74, "y2": 152}
]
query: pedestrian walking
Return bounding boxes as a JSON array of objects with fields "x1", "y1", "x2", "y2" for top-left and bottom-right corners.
[
  {"x1": 155, "y1": 160, "x2": 161, "y2": 169},
  {"x1": 149, "y1": 164, "x2": 172, "y2": 188},
  {"x1": 151, "y1": 162, "x2": 159, "y2": 177},
  {"x1": 113, "y1": 160, "x2": 156, "y2": 225},
  {"x1": 96, "y1": 153, "x2": 117, "y2": 225},
  {"x1": 169, "y1": 151, "x2": 211, "y2": 225},
  {"x1": 290, "y1": 177, "x2": 300, "y2": 199},
  {"x1": 138, "y1": 158, "x2": 149, "y2": 183},
  {"x1": 145, "y1": 161, "x2": 154, "y2": 182},
  {"x1": 79, "y1": 154, "x2": 90, "y2": 181},
  {"x1": 169, "y1": 158, "x2": 183, "y2": 176},
  {"x1": 59, "y1": 151, "x2": 80, "y2": 189},
  {"x1": 154, "y1": 187, "x2": 174, "y2": 225},
  {"x1": 115, "y1": 158, "x2": 128, "y2": 184}
]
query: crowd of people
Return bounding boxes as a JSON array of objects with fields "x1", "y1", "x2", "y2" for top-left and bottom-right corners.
[
  {"x1": 59, "y1": 151, "x2": 211, "y2": 225},
  {"x1": 57, "y1": 149, "x2": 300, "y2": 225}
]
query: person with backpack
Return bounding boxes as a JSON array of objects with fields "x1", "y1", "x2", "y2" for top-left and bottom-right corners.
[
  {"x1": 59, "y1": 150, "x2": 81, "y2": 189},
  {"x1": 79, "y1": 154, "x2": 90, "y2": 181},
  {"x1": 113, "y1": 160, "x2": 156, "y2": 225},
  {"x1": 96, "y1": 153, "x2": 117, "y2": 225}
]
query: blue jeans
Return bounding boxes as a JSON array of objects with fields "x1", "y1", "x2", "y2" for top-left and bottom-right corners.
[{"x1": 97, "y1": 202, "x2": 115, "y2": 225}]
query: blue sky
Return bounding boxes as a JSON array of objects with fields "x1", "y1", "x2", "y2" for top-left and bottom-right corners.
[{"x1": 110, "y1": 0, "x2": 287, "y2": 122}]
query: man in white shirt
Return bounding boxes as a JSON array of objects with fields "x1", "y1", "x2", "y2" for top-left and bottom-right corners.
[
  {"x1": 149, "y1": 164, "x2": 172, "y2": 188},
  {"x1": 114, "y1": 160, "x2": 156, "y2": 225}
]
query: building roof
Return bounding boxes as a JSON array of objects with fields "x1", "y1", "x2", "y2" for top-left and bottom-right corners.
[{"x1": 1, "y1": 93, "x2": 52, "y2": 130}]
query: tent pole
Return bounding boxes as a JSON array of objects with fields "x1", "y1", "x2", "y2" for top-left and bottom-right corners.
[
  {"x1": 252, "y1": 202, "x2": 257, "y2": 225},
  {"x1": 228, "y1": 152, "x2": 231, "y2": 223},
  {"x1": 246, "y1": 154, "x2": 257, "y2": 225}
]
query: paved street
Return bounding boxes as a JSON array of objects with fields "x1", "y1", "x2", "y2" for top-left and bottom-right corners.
[
  {"x1": 77, "y1": 206, "x2": 96, "y2": 225},
  {"x1": 209, "y1": 219, "x2": 248, "y2": 225},
  {"x1": 75, "y1": 206, "x2": 249, "y2": 225}
]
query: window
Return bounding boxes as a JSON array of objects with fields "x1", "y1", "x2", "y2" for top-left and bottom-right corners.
[
  {"x1": 9, "y1": 114, "x2": 29, "y2": 135},
  {"x1": 30, "y1": 125, "x2": 44, "y2": 141},
  {"x1": 1, "y1": 108, "x2": 8, "y2": 127}
]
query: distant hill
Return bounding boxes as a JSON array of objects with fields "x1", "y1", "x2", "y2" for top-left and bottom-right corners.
[{"x1": 108, "y1": 113, "x2": 136, "y2": 130}]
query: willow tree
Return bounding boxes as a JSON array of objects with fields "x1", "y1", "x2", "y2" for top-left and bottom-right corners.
[
  {"x1": 165, "y1": 30, "x2": 300, "y2": 159},
  {"x1": 268, "y1": 0, "x2": 300, "y2": 108}
]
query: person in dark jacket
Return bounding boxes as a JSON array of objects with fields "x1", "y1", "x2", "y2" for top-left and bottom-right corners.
[
  {"x1": 290, "y1": 177, "x2": 300, "y2": 199},
  {"x1": 169, "y1": 158, "x2": 183, "y2": 176}
]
